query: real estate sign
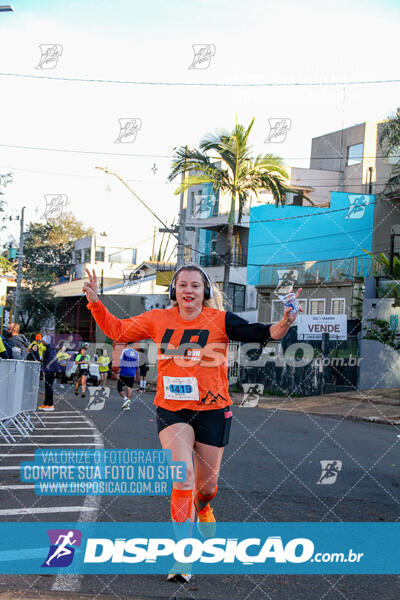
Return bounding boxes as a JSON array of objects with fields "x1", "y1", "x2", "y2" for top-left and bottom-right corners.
[{"x1": 296, "y1": 314, "x2": 347, "y2": 340}]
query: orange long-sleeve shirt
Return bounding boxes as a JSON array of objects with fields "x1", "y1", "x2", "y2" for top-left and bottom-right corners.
[{"x1": 87, "y1": 301, "x2": 233, "y2": 411}]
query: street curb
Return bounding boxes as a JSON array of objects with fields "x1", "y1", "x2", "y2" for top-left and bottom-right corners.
[{"x1": 234, "y1": 403, "x2": 400, "y2": 426}]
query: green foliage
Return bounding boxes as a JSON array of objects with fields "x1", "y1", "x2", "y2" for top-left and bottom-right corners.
[
  {"x1": 362, "y1": 249, "x2": 400, "y2": 278},
  {"x1": 379, "y1": 107, "x2": 400, "y2": 196},
  {"x1": 363, "y1": 318, "x2": 400, "y2": 352},
  {"x1": 0, "y1": 255, "x2": 12, "y2": 274},
  {"x1": 17, "y1": 283, "x2": 55, "y2": 332},
  {"x1": 169, "y1": 119, "x2": 304, "y2": 225},
  {"x1": 23, "y1": 212, "x2": 94, "y2": 284}
]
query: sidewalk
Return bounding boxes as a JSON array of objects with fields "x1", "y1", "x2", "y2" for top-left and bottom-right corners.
[{"x1": 231, "y1": 388, "x2": 400, "y2": 425}]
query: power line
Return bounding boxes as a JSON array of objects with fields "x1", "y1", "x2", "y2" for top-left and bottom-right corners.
[
  {"x1": 249, "y1": 196, "x2": 398, "y2": 223},
  {"x1": 249, "y1": 228, "x2": 372, "y2": 249},
  {"x1": 1, "y1": 72, "x2": 400, "y2": 87},
  {"x1": 0, "y1": 142, "x2": 396, "y2": 161}
]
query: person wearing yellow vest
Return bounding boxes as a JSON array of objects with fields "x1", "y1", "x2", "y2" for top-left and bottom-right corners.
[
  {"x1": 29, "y1": 334, "x2": 46, "y2": 359},
  {"x1": 56, "y1": 345, "x2": 70, "y2": 384},
  {"x1": 0, "y1": 336, "x2": 8, "y2": 359},
  {"x1": 97, "y1": 349, "x2": 110, "y2": 390}
]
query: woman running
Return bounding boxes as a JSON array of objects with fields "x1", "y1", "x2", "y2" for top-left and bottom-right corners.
[
  {"x1": 83, "y1": 264, "x2": 302, "y2": 582},
  {"x1": 74, "y1": 345, "x2": 90, "y2": 398}
]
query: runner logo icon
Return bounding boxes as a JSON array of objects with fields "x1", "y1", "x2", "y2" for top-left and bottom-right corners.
[{"x1": 42, "y1": 529, "x2": 82, "y2": 567}]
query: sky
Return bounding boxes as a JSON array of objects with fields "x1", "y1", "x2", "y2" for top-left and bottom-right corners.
[{"x1": 0, "y1": 0, "x2": 399, "y2": 262}]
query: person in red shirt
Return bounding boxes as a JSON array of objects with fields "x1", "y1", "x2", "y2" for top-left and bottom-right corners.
[{"x1": 83, "y1": 264, "x2": 302, "y2": 582}]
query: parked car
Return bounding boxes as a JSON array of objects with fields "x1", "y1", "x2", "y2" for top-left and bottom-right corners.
[{"x1": 65, "y1": 351, "x2": 100, "y2": 386}]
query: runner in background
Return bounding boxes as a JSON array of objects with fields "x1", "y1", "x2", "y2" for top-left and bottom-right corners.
[
  {"x1": 138, "y1": 348, "x2": 149, "y2": 391},
  {"x1": 97, "y1": 349, "x2": 110, "y2": 390},
  {"x1": 74, "y1": 345, "x2": 90, "y2": 398},
  {"x1": 118, "y1": 341, "x2": 138, "y2": 411},
  {"x1": 56, "y1": 344, "x2": 70, "y2": 384},
  {"x1": 83, "y1": 264, "x2": 302, "y2": 582},
  {"x1": 38, "y1": 335, "x2": 60, "y2": 412}
]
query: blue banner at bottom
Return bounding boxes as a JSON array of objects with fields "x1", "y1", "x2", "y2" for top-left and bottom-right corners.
[{"x1": 0, "y1": 522, "x2": 398, "y2": 574}]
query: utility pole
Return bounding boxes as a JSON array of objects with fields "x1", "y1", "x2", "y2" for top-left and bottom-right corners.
[
  {"x1": 176, "y1": 149, "x2": 189, "y2": 268},
  {"x1": 12, "y1": 206, "x2": 25, "y2": 321}
]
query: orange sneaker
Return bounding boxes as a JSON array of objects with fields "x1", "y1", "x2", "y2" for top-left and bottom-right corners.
[{"x1": 195, "y1": 503, "x2": 216, "y2": 538}]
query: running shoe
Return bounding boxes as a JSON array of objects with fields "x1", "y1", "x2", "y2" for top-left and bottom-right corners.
[
  {"x1": 121, "y1": 398, "x2": 131, "y2": 410},
  {"x1": 195, "y1": 503, "x2": 216, "y2": 538},
  {"x1": 38, "y1": 405, "x2": 55, "y2": 412},
  {"x1": 74, "y1": 388, "x2": 79, "y2": 396},
  {"x1": 167, "y1": 562, "x2": 192, "y2": 583},
  {"x1": 81, "y1": 393, "x2": 86, "y2": 398}
]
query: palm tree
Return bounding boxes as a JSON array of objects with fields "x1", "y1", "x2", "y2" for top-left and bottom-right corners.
[
  {"x1": 379, "y1": 107, "x2": 400, "y2": 196},
  {"x1": 168, "y1": 118, "x2": 302, "y2": 297}
]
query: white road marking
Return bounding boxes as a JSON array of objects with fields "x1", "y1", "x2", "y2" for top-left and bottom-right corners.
[
  {"x1": 0, "y1": 454, "x2": 35, "y2": 457},
  {"x1": 0, "y1": 443, "x2": 99, "y2": 446},
  {"x1": 0, "y1": 506, "x2": 97, "y2": 515},
  {"x1": 52, "y1": 414, "x2": 104, "y2": 593},
  {"x1": 0, "y1": 485, "x2": 34, "y2": 490}
]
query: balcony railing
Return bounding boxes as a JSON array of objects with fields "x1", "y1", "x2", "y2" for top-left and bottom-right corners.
[
  {"x1": 259, "y1": 254, "x2": 385, "y2": 286},
  {"x1": 199, "y1": 254, "x2": 247, "y2": 268}
]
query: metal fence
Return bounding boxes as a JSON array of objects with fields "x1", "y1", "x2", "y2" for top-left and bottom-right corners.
[{"x1": 0, "y1": 360, "x2": 44, "y2": 443}]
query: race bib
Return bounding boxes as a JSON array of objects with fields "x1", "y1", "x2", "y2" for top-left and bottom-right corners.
[
  {"x1": 80, "y1": 363, "x2": 88, "y2": 370},
  {"x1": 163, "y1": 376, "x2": 199, "y2": 401}
]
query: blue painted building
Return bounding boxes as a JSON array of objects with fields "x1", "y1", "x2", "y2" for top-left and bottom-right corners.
[{"x1": 247, "y1": 192, "x2": 375, "y2": 287}]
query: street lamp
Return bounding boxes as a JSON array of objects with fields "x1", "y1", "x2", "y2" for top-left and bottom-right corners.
[{"x1": 0, "y1": 5, "x2": 14, "y2": 11}]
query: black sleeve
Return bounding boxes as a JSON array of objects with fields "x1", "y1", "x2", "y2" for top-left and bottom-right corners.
[
  {"x1": 0, "y1": 350, "x2": 8, "y2": 359},
  {"x1": 225, "y1": 311, "x2": 274, "y2": 345}
]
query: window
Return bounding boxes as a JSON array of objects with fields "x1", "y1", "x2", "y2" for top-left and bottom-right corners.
[
  {"x1": 228, "y1": 283, "x2": 245, "y2": 312},
  {"x1": 271, "y1": 300, "x2": 284, "y2": 322},
  {"x1": 198, "y1": 229, "x2": 218, "y2": 266},
  {"x1": 83, "y1": 248, "x2": 91, "y2": 263},
  {"x1": 346, "y1": 143, "x2": 363, "y2": 166},
  {"x1": 331, "y1": 298, "x2": 345, "y2": 314},
  {"x1": 298, "y1": 299, "x2": 307, "y2": 313},
  {"x1": 95, "y1": 246, "x2": 105, "y2": 262},
  {"x1": 310, "y1": 299, "x2": 325, "y2": 314}
]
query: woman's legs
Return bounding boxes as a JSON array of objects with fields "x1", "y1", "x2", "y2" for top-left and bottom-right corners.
[
  {"x1": 81, "y1": 375, "x2": 87, "y2": 394},
  {"x1": 159, "y1": 423, "x2": 196, "y2": 524},
  {"x1": 75, "y1": 375, "x2": 81, "y2": 394},
  {"x1": 193, "y1": 442, "x2": 224, "y2": 510}
]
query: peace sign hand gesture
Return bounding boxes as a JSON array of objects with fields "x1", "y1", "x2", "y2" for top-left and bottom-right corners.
[{"x1": 83, "y1": 269, "x2": 99, "y2": 304}]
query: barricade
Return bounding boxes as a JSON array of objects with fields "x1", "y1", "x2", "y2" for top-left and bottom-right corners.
[{"x1": 0, "y1": 359, "x2": 43, "y2": 443}]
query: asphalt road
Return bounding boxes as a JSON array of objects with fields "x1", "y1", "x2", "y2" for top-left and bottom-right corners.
[{"x1": 0, "y1": 380, "x2": 399, "y2": 600}]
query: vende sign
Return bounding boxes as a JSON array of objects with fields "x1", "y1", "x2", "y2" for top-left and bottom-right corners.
[{"x1": 296, "y1": 315, "x2": 347, "y2": 340}]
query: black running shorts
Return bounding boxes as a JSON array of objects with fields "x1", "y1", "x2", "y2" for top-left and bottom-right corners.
[
  {"x1": 117, "y1": 375, "x2": 135, "y2": 392},
  {"x1": 156, "y1": 406, "x2": 233, "y2": 447}
]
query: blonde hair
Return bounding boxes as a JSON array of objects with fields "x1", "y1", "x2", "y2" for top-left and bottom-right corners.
[{"x1": 170, "y1": 264, "x2": 226, "y2": 311}]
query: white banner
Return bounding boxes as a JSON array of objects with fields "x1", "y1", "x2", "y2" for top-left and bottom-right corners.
[
  {"x1": 296, "y1": 314, "x2": 347, "y2": 340},
  {"x1": 0, "y1": 278, "x2": 7, "y2": 307}
]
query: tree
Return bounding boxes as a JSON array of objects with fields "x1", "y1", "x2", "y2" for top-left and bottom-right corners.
[
  {"x1": 168, "y1": 119, "x2": 303, "y2": 296},
  {"x1": 18, "y1": 283, "x2": 55, "y2": 332},
  {"x1": 363, "y1": 318, "x2": 400, "y2": 352},
  {"x1": 23, "y1": 212, "x2": 94, "y2": 284}
]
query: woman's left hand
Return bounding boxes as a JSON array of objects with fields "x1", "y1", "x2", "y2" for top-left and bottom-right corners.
[{"x1": 283, "y1": 288, "x2": 303, "y2": 325}]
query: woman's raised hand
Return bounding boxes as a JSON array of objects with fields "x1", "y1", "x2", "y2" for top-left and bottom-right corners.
[{"x1": 83, "y1": 269, "x2": 99, "y2": 304}]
